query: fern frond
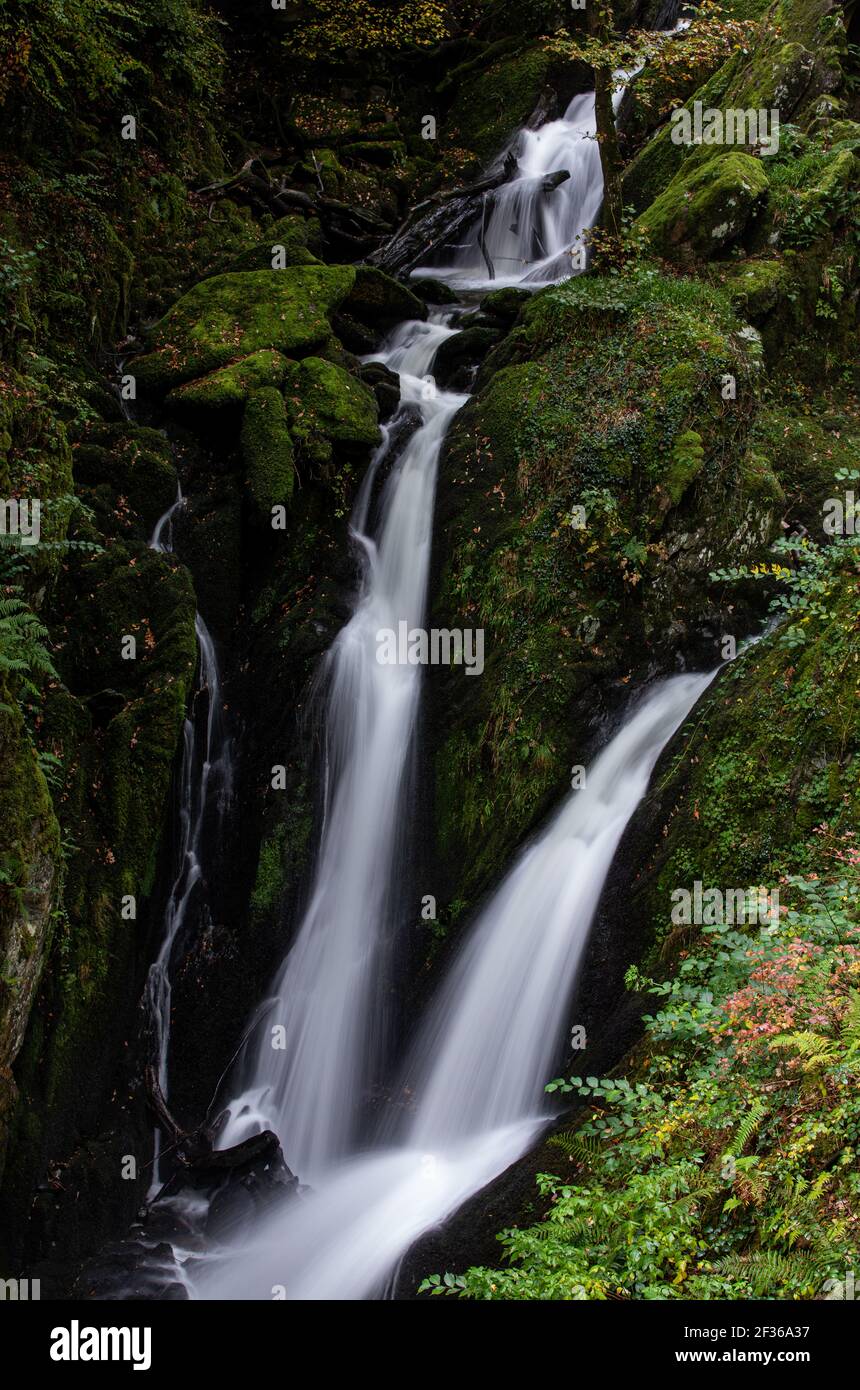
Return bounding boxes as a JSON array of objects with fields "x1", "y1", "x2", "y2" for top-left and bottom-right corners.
[
  {"x1": 770, "y1": 1031, "x2": 839, "y2": 1068},
  {"x1": 840, "y1": 991, "x2": 860, "y2": 1048},
  {"x1": 548, "y1": 1130, "x2": 601, "y2": 1165},
  {"x1": 735, "y1": 1098, "x2": 766, "y2": 1152},
  {"x1": 717, "y1": 1249, "x2": 813, "y2": 1296}
]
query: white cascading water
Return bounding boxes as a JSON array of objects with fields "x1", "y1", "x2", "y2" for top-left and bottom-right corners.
[
  {"x1": 145, "y1": 488, "x2": 233, "y2": 1190},
  {"x1": 192, "y1": 672, "x2": 715, "y2": 1299},
  {"x1": 413, "y1": 78, "x2": 631, "y2": 289},
  {"x1": 209, "y1": 74, "x2": 629, "y2": 1185},
  {"x1": 412, "y1": 12, "x2": 691, "y2": 290},
  {"x1": 214, "y1": 317, "x2": 467, "y2": 1179},
  {"x1": 138, "y1": 50, "x2": 710, "y2": 1298}
]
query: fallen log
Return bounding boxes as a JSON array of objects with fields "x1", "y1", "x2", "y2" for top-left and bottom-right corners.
[
  {"x1": 195, "y1": 157, "x2": 395, "y2": 253},
  {"x1": 145, "y1": 1064, "x2": 281, "y2": 1172},
  {"x1": 372, "y1": 163, "x2": 570, "y2": 278}
]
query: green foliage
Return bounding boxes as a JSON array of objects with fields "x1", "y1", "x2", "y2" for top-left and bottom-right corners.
[
  {"x1": 0, "y1": 591, "x2": 58, "y2": 706},
  {"x1": 290, "y1": 0, "x2": 466, "y2": 59},
  {"x1": 768, "y1": 145, "x2": 860, "y2": 251},
  {"x1": 434, "y1": 264, "x2": 772, "y2": 902},
  {"x1": 430, "y1": 877, "x2": 860, "y2": 1299},
  {"x1": 710, "y1": 511, "x2": 859, "y2": 650},
  {"x1": 0, "y1": 0, "x2": 224, "y2": 117}
]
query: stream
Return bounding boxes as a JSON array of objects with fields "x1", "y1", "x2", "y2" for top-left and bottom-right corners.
[{"x1": 114, "y1": 55, "x2": 715, "y2": 1301}]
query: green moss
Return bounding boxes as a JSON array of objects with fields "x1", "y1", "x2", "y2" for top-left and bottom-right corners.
[
  {"x1": 444, "y1": 42, "x2": 557, "y2": 165},
  {"x1": 622, "y1": 62, "x2": 737, "y2": 215},
  {"x1": 133, "y1": 265, "x2": 356, "y2": 391},
  {"x1": 718, "y1": 258, "x2": 789, "y2": 319},
  {"x1": 0, "y1": 675, "x2": 61, "y2": 1092},
  {"x1": 217, "y1": 215, "x2": 322, "y2": 273},
  {"x1": 767, "y1": 144, "x2": 860, "y2": 249},
  {"x1": 167, "y1": 349, "x2": 291, "y2": 411},
  {"x1": 623, "y1": 0, "x2": 848, "y2": 218},
  {"x1": 241, "y1": 388, "x2": 296, "y2": 515},
  {"x1": 480, "y1": 287, "x2": 532, "y2": 322},
  {"x1": 635, "y1": 151, "x2": 770, "y2": 261},
  {"x1": 72, "y1": 423, "x2": 178, "y2": 537},
  {"x1": 0, "y1": 364, "x2": 75, "y2": 590},
  {"x1": 283, "y1": 357, "x2": 380, "y2": 465},
  {"x1": 432, "y1": 268, "x2": 779, "y2": 903},
  {"x1": 649, "y1": 572, "x2": 860, "y2": 918},
  {"x1": 747, "y1": 398, "x2": 860, "y2": 532},
  {"x1": 344, "y1": 265, "x2": 427, "y2": 328},
  {"x1": 250, "y1": 823, "x2": 288, "y2": 915},
  {"x1": 342, "y1": 140, "x2": 406, "y2": 167}
]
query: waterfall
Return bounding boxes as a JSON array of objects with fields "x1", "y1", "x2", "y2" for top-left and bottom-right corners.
[
  {"x1": 145, "y1": 488, "x2": 233, "y2": 1190},
  {"x1": 192, "y1": 672, "x2": 715, "y2": 1299},
  {"x1": 413, "y1": 78, "x2": 632, "y2": 290},
  {"x1": 214, "y1": 317, "x2": 467, "y2": 1179},
  {"x1": 133, "y1": 50, "x2": 707, "y2": 1296}
]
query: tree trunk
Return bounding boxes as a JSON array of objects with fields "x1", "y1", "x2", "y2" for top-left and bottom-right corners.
[{"x1": 588, "y1": 3, "x2": 624, "y2": 238}]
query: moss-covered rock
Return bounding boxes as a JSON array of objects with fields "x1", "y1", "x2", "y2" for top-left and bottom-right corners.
[
  {"x1": 430, "y1": 268, "x2": 780, "y2": 905},
  {"x1": 0, "y1": 527, "x2": 198, "y2": 1249},
  {"x1": 343, "y1": 265, "x2": 427, "y2": 328},
  {"x1": 0, "y1": 365, "x2": 75, "y2": 596},
  {"x1": 283, "y1": 357, "x2": 380, "y2": 466},
  {"x1": 433, "y1": 325, "x2": 502, "y2": 388},
  {"x1": 166, "y1": 349, "x2": 291, "y2": 412},
  {"x1": 71, "y1": 423, "x2": 178, "y2": 538},
  {"x1": 718, "y1": 257, "x2": 789, "y2": 320},
  {"x1": 216, "y1": 215, "x2": 323, "y2": 274},
  {"x1": 639, "y1": 570, "x2": 860, "y2": 936},
  {"x1": 0, "y1": 676, "x2": 61, "y2": 1175},
  {"x1": 697, "y1": 137, "x2": 860, "y2": 376},
  {"x1": 636, "y1": 151, "x2": 770, "y2": 261},
  {"x1": 623, "y1": 0, "x2": 850, "y2": 217},
  {"x1": 241, "y1": 387, "x2": 296, "y2": 516},
  {"x1": 133, "y1": 266, "x2": 356, "y2": 391},
  {"x1": 480, "y1": 286, "x2": 532, "y2": 323},
  {"x1": 443, "y1": 41, "x2": 577, "y2": 167},
  {"x1": 342, "y1": 140, "x2": 406, "y2": 168},
  {"x1": 747, "y1": 397, "x2": 860, "y2": 533}
]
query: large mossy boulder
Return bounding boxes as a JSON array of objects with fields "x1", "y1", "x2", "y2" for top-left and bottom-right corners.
[
  {"x1": 429, "y1": 268, "x2": 782, "y2": 905},
  {"x1": 166, "y1": 349, "x2": 291, "y2": 413},
  {"x1": 241, "y1": 388, "x2": 296, "y2": 516},
  {"x1": 216, "y1": 215, "x2": 323, "y2": 274},
  {"x1": 133, "y1": 266, "x2": 356, "y2": 391},
  {"x1": 636, "y1": 151, "x2": 770, "y2": 260},
  {"x1": 343, "y1": 265, "x2": 427, "y2": 329},
  {"x1": 623, "y1": 0, "x2": 849, "y2": 216},
  {"x1": 282, "y1": 357, "x2": 380, "y2": 466},
  {"x1": 708, "y1": 137, "x2": 860, "y2": 373}
]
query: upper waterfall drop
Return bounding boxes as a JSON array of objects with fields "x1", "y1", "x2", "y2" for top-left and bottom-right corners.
[{"x1": 412, "y1": 77, "x2": 632, "y2": 290}]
